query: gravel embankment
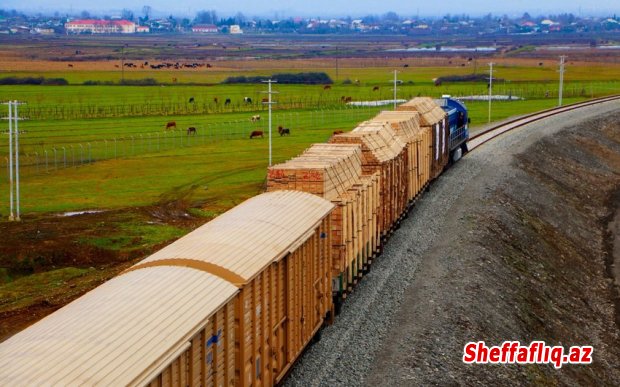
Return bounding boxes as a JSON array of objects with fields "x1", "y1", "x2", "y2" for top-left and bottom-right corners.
[{"x1": 284, "y1": 100, "x2": 620, "y2": 386}]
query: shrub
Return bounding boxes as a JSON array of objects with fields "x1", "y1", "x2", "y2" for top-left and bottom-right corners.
[
  {"x1": 0, "y1": 76, "x2": 69, "y2": 85},
  {"x1": 223, "y1": 72, "x2": 333, "y2": 85}
]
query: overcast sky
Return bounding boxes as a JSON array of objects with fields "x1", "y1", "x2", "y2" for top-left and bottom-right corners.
[{"x1": 2, "y1": 0, "x2": 615, "y2": 18}]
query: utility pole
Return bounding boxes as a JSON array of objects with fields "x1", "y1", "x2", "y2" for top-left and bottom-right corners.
[
  {"x1": 3, "y1": 100, "x2": 25, "y2": 221},
  {"x1": 488, "y1": 63, "x2": 494, "y2": 123},
  {"x1": 558, "y1": 55, "x2": 566, "y2": 106},
  {"x1": 392, "y1": 70, "x2": 400, "y2": 109},
  {"x1": 13, "y1": 101, "x2": 21, "y2": 221},
  {"x1": 7, "y1": 101, "x2": 14, "y2": 221},
  {"x1": 121, "y1": 45, "x2": 125, "y2": 83},
  {"x1": 261, "y1": 80, "x2": 278, "y2": 166}
]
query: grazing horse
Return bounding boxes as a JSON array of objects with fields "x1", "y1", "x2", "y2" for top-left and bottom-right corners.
[
  {"x1": 333, "y1": 130, "x2": 344, "y2": 135},
  {"x1": 189, "y1": 97, "x2": 195, "y2": 103},
  {"x1": 187, "y1": 127, "x2": 197, "y2": 135},
  {"x1": 261, "y1": 98, "x2": 269, "y2": 103},
  {"x1": 372, "y1": 86, "x2": 380, "y2": 91},
  {"x1": 250, "y1": 130, "x2": 264, "y2": 139},
  {"x1": 323, "y1": 85, "x2": 331, "y2": 90},
  {"x1": 244, "y1": 97, "x2": 252, "y2": 104},
  {"x1": 225, "y1": 98, "x2": 231, "y2": 105},
  {"x1": 165, "y1": 121, "x2": 177, "y2": 130},
  {"x1": 251, "y1": 115, "x2": 261, "y2": 122},
  {"x1": 278, "y1": 126, "x2": 290, "y2": 136}
]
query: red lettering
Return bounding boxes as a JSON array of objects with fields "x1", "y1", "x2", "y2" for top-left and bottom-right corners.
[{"x1": 463, "y1": 343, "x2": 477, "y2": 363}]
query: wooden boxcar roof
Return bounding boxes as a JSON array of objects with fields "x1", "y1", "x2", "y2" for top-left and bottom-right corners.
[
  {"x1": 396, "y1": 97, "x2": 446, "y2": 126},
  {"x1": 329, "y1": 123, "x2": 405, "y2": 164},
  {"x1": 268, "y1": 144, "x2": 362, "y2": 201},
  {"x1": 138, "y1": 191, "x2": 334, "y2": 284},
  {"x1": 371, "y1": 111, "x2": 421, "y2": 144},
  {"x1": 0, "y1": 266, "x2": 238, "y2": 386}
]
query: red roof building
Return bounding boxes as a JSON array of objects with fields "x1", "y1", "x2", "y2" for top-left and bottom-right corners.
[{"x1": 65, "y1": 19, "x2": 136, "y2": 34}]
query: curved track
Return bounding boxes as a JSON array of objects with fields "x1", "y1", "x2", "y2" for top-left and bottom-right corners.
[{"x1": 467, "y1": 95, "x2": 620, "y2": 150}]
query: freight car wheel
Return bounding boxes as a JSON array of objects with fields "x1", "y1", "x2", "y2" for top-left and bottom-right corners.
[
  {"x1": 312, "y1": 328, "x2": 323, "y2": 344},
  {"x1": 334, "y1": 297, "x2": 343, "y2": 316}
]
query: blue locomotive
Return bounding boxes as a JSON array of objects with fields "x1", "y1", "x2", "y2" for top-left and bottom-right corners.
[{"x1": 436, "y1": 95, "x2": 469, "y2": 162}]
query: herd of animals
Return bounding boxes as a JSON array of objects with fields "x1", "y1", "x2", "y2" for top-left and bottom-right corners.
[{"x1": 163, "y1": 115, "x2": 290, "y2": 138}]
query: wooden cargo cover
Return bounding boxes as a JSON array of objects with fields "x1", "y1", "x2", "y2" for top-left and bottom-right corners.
[
  {"x1": 370, "y1": 110, "x2": 425, "y2": 200},
  {"x1": 139, "y1": 191, "x2": 334, "y2": 387},
  {"x1": 0, "y1": 266, "x2": 239, "y2": 386},
  {"x1": 267, "y1": 144, "x2": 380, "y2": 296},
  {"x1": 397, "y1": 97, "x2": 449, "y2": 179},
  {"x1": 329, "y1": 123, "x2": 407, "y2": 238}
]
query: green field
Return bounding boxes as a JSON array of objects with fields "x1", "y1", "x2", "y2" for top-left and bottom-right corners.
[{"x1": 0, "y1": 61, "x2": 619, "y2": 218}]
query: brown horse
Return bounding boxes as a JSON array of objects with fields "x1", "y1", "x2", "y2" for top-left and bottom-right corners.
[
  {"x1": 250, "y1": 130, "x2": 264, "y2": 139},
  {"x1": 187, "y1": 127, "x2": 197, "y2": 135},
  {"x1": 278, "y1": 126, "x2": 290, "y2": 136},
  {"x1": 333, "y1": 130, "x2": 344, "y2": 135},
  {"x1": 165, "y1": 121, "x2": 177, "y2": 130},
  {"x1": 323, "y1": 85, "x2": 331, "y2": 90},
  {"x1": 372, "y1": 86, "x2": 380, "y2": 91}
]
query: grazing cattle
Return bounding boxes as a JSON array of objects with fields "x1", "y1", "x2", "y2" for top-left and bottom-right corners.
[
  {"x1": 343, "y1": 96, "x2": 352, "y2": 103},
  {"x1": 213, "y1": 97, "x2": 219, "y2": 104},
  {"x1": 250, "y1": 130, "x2": 264, "y2": 139},
  {"x1": 278, "y1": 126, "x2": 290, "y2": 136},
  {"x1": 225, "y1": 98, "x2": 231, "y2": 105},
  {"x1": 187, "y1": 127, "x2": 197, "y2": 135},
  {"x1": 206, "y1": 63, "x2": 212, "y2": 68},
  {"x1": 165, "y1": 121, "x2": 177, "y2": 130},
  {"x1": 144, "y1": 61, "x2": 149, "y2": 65},
  {"x1": 333, "y1": 130, "x2": 344, "y2": 135},
  {"x1": 68, "y1": 64, "x2": 73, "y2": 68},
  {"x1": 372, "y1": 86, "x2": 380, "y2": 91},
  {"x1": 114, "y1": 65, "x2": 119, "y2": 68},
  {"x1": 403, "y1": 64, "x2": 409, "y2": 67},
  {"x1": 244, "y1": 97, "x2": 252, "y2": 104},
  {"x1": 189, "y1": 97, "x2": 195, "y2": 103},
  {"x1": 261, "y1": 98, "x2": 269, "y2": 103},
  {"x1": 251, "y1": 115, "x2": 261, "y2": 122},
  {"x1": 172, "y1": 78, "x2": 178, "y2": 83},
  {"x1": 434, "y1": 79, "x2": 442, "y2": 86},
  {"x1": 323, "y1": 85, "x2": 331, "y2": 90}
]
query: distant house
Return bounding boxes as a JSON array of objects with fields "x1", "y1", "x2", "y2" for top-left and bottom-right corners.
[
  {"x1": 192, "y1": 24, "x2": 218, "y2": 33},
  {"x1": 136, "y1": 25, "x2": 150, "y2": 33},
  {"x1": 229, "y1": 25, "x2": 243, "y2": 34},
  {"x1": 65, "y1": 19, "x2": 136, "y2": 34}
]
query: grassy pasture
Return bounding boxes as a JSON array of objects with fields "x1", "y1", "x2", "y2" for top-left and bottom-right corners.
[{"x1": 0, "y1": 60, "x2": 618, "y2": 216}]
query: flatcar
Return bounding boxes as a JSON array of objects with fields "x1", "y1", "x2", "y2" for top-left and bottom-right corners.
[{"x1": 0, "y1": 96, "x2": 469, "y2": 386}]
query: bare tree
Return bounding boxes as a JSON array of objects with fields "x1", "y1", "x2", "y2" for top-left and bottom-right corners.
[{"x1": 142, "y1": 5, "x2": 151, "y2": 21}]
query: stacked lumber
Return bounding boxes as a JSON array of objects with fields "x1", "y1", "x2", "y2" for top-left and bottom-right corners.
[
  {"x1": 369, "y1": 110, "x2": 431, "y2": 201},
  {"x1": 397, "y1": 97, "x2": 449, "y2": 179},
  {"x1": 329, "y1": 122, "x2": 408, "y2": 239},
  {"x1": 267, "y1": 144, "x2": 380, "y2": 297}
]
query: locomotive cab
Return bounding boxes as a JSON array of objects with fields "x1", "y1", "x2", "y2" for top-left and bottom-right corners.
[{"x1": 435, "y1": 95, "x2": 469, "y2": 162}]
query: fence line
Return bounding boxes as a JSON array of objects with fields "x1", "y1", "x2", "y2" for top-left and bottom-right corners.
[{"x1": 1, "y1": 105, "x2": 383, "y2": 178}]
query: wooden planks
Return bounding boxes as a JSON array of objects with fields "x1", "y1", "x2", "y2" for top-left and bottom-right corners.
[
  {"x1": 397, "y1": 97, "x2": 450, "y2": 179},
  {"x1": 329, "y1": 122, "x2": 408, "y2": 238}
]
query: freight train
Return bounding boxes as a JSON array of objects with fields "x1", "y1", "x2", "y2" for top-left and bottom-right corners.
[{"x1": 0, "y1": 96, "x2": 469, "y2": 386}]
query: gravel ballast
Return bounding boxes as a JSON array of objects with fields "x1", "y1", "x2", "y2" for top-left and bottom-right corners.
[{"x1": 284, "y1": 100, "x2": 620, "y2": 386}]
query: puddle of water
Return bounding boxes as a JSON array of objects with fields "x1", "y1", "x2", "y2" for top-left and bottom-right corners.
[{"x1": 59, "y1": 210, "x2": 104, "y2": 217}]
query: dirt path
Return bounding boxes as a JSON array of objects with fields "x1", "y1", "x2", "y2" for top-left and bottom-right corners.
[{"x1": 286, "y1": 100, "x2": 620, "y2": 386}]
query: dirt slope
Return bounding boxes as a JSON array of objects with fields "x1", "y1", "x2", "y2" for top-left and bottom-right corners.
[{"x1": 367, "y1": 112, "x2": 620, "y2": 385}]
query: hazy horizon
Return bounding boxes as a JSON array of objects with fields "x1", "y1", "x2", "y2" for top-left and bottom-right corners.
[{"x1": 1, "y1": 0, "x2": 616, "y2": 19}]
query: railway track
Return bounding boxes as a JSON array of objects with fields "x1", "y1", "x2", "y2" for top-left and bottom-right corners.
[{"x1": 467, "y1": 95, "x2": 620, "y2": 151}]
